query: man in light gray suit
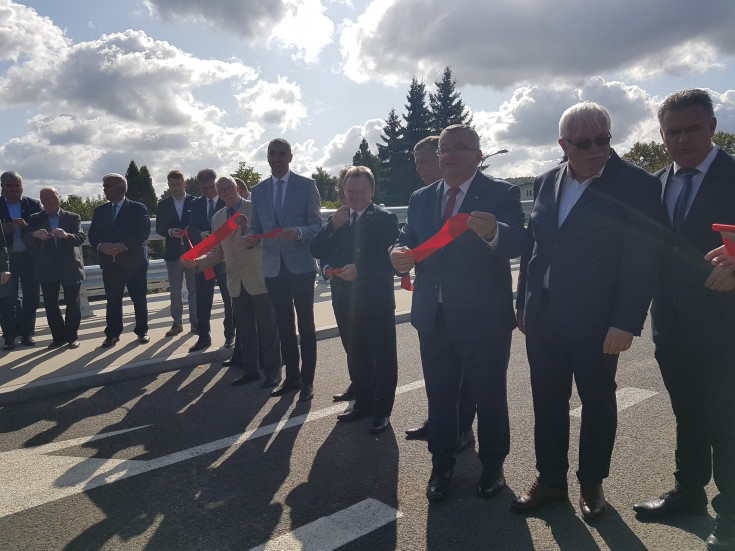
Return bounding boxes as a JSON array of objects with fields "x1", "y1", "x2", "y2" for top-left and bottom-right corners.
[{"x1": 246, "y1": 138, "x2": 322, "y2": 401}]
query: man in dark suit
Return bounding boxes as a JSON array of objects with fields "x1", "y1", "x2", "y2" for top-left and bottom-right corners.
[
  {"x1": 404, "y1": 135, "x2": 476, "y2": 452},
  {"x1": 390, "y1": 124, "x2": 526, "y2": 501},
  {"x1": 187, "y1": 168, "x2": 235, "y2": 353},
  {"x1": 513, "y1": 102, "x2": 662, "y2": 521},
  {"x1": 246, "y1": 138, "x2": 322, "y2": 402},
  {"x1": 88, "y1": 173, "x2": 151, "y2": 347},
  {"x1": 632, "y1": 89, "x2": 735, "y2": 550},
  {"x1": 0, "y1": 231, "x2": 11, "y2": 337},
  {"x1": 25, "y1": 187, "x2": 86, "y2": 349},
  {"x1": 156, "y1": 170, "x2": 197, "y2": 337},
  {"x1": 310, "y1": 166, "x2": 399, "y2": 434},
  {"x1": 0, "y1": 171, "x2": 42, "y2": 349}
]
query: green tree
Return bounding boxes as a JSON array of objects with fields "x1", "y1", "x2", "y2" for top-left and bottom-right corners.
[
  {"x1": 135, "y1": 165, "x2": 158, "y2": 215},
  {"x1": 622, "y1": 141, "x2": 671, "y2": 172},
  {"x1": 714, "y1": 131, "x2": 735, "y2": 155},
  {"x1": 231, "y1": 162, "x2": 261, "y2": 191},
  {"x1": 352, "y1": 138, "x2": 382, "y2": 190},
  {"x1": 159, "y1": 176, "x2": 201, "y2": 200},
  {"x1": 429, "y1": 66, "x2": 472, "y2": 134},
  {"x1": 377, "y1": 107, "x2": 410, "y2": 205},
  {"x1": 401, "y1": 77, "x2": 432, "y2": 202},
  {"x1": 312, "y1": 167, "x2": 337, "y2": 204},
  {"x1": 60, "y1": 193, "x2": 107, "y2": 221}
]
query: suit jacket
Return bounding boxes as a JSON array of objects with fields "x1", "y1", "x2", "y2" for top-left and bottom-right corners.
[
  {"x1": 0, "y1": 196, "x2": 42, "y2": 252},
  {"x1": 156, "y1": 194, "x2": 194, "y2": 260},
  {"x1": 196, "y1": 200, "x2": 267, "y2": 298},
  {"x1": 24, "y1": 209, "x2": 86, "y2": 285},
  {"x1": 517, "y1": 151, "x2": 663, "y2": 340},
  {"x1": 250, "y1": 172, "x2": 322, "y2": 277},
  {"x1": 310, "y1": 203, "x2": 399, "y2": 316},
  {"x1": 188, "y1": 195, "x2": 225, "y2": 245},
  {"x1": 396, "y1": 171, "x2": 526, "y2": 342},
  {"x1": 88, "y1": 198, "x2": 150, "y2": 270},
  {"x1": 651, "y1": 148, "x2": 735, "y2": 343},
  {"x1": 0, "y1": 237, "x2": 9, "y2": 299}
]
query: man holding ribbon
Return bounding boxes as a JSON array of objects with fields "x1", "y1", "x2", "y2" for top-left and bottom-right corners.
[
  {"x1": 182, "y1": 177, "x2": 282, "y2": 388},
  {"x1": 632, "y1": 89, "x2": 735, "y2": 550},
  {"x1": 390, "y1": 124, "x2": 526, "y2": 502},
  {"x1": 246, "y1": 138, "x2": 322, "y2": 402}
]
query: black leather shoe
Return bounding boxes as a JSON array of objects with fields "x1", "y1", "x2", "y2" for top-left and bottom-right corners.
[
  {"x1": 511, "y1": 478, "x2": 569, "y2": 512},
  {"x1": 369, "y1": 416, "x2": 390, "y2": 434},
  {"x1": 68, "y1": 340, "x2": 81, "y2": 349},
  {"x1": 261, "y1": 377, "x2": 281, "y2": 389},
  {"x1": 271, "y1": 381, "x2": 301, "y2": 397},
  {"x1": 2, "y1": 339, "x2": 15, "y2": 351},
  {"x1": 580, "y1": 483, "x2": 607, "y2": 522},
  {"x1": 188, "y1": 337, "x2": 211, "y2": 352},
  {"x1": 47, "y1": 340, "x2": 65, "y2": 349},
  {"x1": 138, "y1": 334, "x2": 150, "y2": 344},
  {"x1": 456, "y1": 430, "x2": 475, "y2": 452},
  {"x1": 222, "y1": 358, "x2": 235, "y2": 367},
  {"x1": 405, "y1": 420, "x2": 429, "y2": 440},
  {"x1": 478, "y1": 468, "x2": 506, "y2": 498},
  {"x1": 337, "y1": 404, "x2": 369, "y2": 422},
  {"x1": 20, "y1": 336, "x2": 36, "y2": 346},
  {"x1": 427, "y1": 469, "x2": 453, "y2": 501},
  {"x1": 298, "y1": 384, "x2": 314, "y2": 402},
  {"x1": 224, "y1": 336, "x2": 235, "y2": 348},
  {"x1": 101, "y1": 336, "x2": 120, "y2": 348},
  {"x1": 231, "y1": 372, "x2": 259, "y2": 386},
  {"x1": 633, "y1": 490, "x2": 708, "y2": 520},
  {"x1": 706, "y1": 513, "x2": 735, "y2": 550},
  {"x1": 333, "y1": 389, "x2": 355, "y2": 402}
]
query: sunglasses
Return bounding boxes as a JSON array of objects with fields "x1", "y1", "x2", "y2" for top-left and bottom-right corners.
[{"x1": 563, "y1": 132, "x2": 611, "y2": 150}]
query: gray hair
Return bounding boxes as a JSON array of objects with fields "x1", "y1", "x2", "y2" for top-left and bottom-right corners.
[
  {"x1": 440, "y1": 124, "x2": 480, "y2": 149},
  {"x1": 102, "y1": 173, "x2": 127, "y2": 191},
  {"x1": 0, "y1": 171, "x2": 22, "y2": 183},
  {"x1": 39, "y1": 186, "x2": 60, "y2": 197},
  {"x1": 559, "y1": 102, "x2": 611, "y2": 139}
]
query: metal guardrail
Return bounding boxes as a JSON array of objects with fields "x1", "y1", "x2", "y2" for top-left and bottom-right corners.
[{"x1": 76, "y1": 202, "x2": 532, "y2": 316}]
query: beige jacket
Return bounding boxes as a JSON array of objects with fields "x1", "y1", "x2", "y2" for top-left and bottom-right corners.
[{"x1": 197, "y1": 200, "x2": 267, "y2": 297}]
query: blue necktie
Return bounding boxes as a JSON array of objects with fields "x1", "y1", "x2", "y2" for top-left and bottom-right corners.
[
  {"x1": 673, "y1": 170, "x2": 695, "y2": 235},
  {"x1": 227, "y1": 207, "x2": 235, "y2": 218},
  {"x1": 274, "y1": 179, "x2": 285, "y2": 224},
  {"x1": 207, "y1": 199, "x2": 215, "y2": 223}
]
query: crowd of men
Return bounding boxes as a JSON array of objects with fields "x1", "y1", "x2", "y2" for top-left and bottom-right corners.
[{"x1": 1, "y1": 88, "x2": 733, "y2": 550}]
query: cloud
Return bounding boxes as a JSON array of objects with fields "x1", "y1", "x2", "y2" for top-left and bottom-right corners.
[
  {"x1": 340, "y1": 0, "x2": 735, "y2": 88},
  {"x1": 315, "y1": 117, "x2": 385, "y2": 172},
  {"x1": 0, "y1": 1, "x2": 69, "y2": 64},
  {"x1": 235, "y1": 77, "x2": 307, "y2": 131},
  {"x1": 144, "y1": 0, "x2": 334, "y2": 62}
]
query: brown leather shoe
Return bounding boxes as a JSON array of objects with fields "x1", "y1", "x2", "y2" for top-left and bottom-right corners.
[
  {"x1": 511, "y1": 479, "x2": 569, "y2": 512},
  {"x1": 580, "y1": 483, "x2": 607, "y2": 522},
  {"x1": 165, "y1": 324, "x2": 183, "y2": 337}
]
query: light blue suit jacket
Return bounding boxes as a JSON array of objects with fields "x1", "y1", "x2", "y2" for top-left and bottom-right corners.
[{"x1": 250, "y1": 172, "x2": 322, "y2": 277}]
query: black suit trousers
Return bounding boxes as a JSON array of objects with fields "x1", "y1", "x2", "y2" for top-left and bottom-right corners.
[
  {"x1": 265, "y1": 261, "x2": 316, "y2": 386},
  {"x1": 8, "y1": 250, "x2": 40, "y2": 338},
  {"x1": 194, "y1": 263, "x2": 234, "y2": 340},
  {"x1": 334, "y1": 305, "x2": 397, "y2": 417},
  {"x1": 231, "y1": 284, "x2": 282, "y2": 381},
  {"x1": 525, "y1": 298, "x2": 619, "y2": 488},
  {"x1": 420, "y1": 305, "x2": 511, "y2": 472},
  {"x1": 102, "y1": 258, "x2": 148, "y2": 338},
  {"x1": 655, "y1": 322, "x2": 735, "y2": 514},
  {"x1": 41, "y1": 281, "x2": 81, "y2": 342}
]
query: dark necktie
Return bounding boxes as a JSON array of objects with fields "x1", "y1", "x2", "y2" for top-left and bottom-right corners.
[
  {"x1": 112, "y1": 203, "x2": 117, "y2": 223},
  {"x1": 350, "y1": 211, "x2": 358, "y2": 227},
  {"x1": 673, "y1": 170, "x2": 696, "y2": 235},
  {"x1": 442, "y1": 187, "x2": 461, "y2": 224},
  {"x1": 207, "y1": 199, "x2": 215, "y2": 223},
  {"x1": 227, "y1": 206, "x2": 235, "y2": 218},
  {"x1": 274, "y1": 179, "x2": 285, "y2": 224}
]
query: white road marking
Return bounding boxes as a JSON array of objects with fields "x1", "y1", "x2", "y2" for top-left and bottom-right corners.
[
  {"x1": 570, "y1": 387, "x2": 658, "y2": 418},
  {"x1": 248, "y1": 498, "x2": 402, "y2": 551},
  {"x1": 0, "y1": 380, "x2": 425, "y2": 518}
]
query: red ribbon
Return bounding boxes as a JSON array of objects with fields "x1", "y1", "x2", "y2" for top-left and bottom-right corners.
[
  {"x1": 324, "y1": 268, "x2": 342, "y2": 275},
  {"x1": 713, "y1": 224, "x2": 735, "y2": 256},
  {"x1": 400, "y1": 213, "x2": 472, "y2": 291},
  {"x1": 250, "y1": 228, "x2": 282, "y2": 239},
  {"x1": 182, "y1": 214, "x2": 240, "y2": 280}
]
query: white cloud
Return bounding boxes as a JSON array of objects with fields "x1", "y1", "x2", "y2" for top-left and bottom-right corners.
[
  {"x1": 339, "y1": 0, "x2": 735, "y2": 88},
  {"x1": 235, "y1": 77, "x2": 307, "y2": 131},
  {"x1": 0, "y1": 1, "x2": 69, "y2": 63},
  {"x1": 316, "y1": 117, "x2": 384, "y2": 172}
]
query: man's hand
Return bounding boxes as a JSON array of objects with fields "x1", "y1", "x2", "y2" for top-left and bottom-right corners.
[
  {"x1": 234, "y1": 214, "x2": 248, "y2": 228},
  {"x1": 51, "y1": 228, "x2": 68, "y2": 239},
  {"x1": 33, "y1": 228, "x2": 50, "y2": 240},
  {"x1": 335, "y1": 263, "x2": 357, "y2": 282},
  {"x1": 113, "y1": 243, "x2": 128, "y2": 255},
  {"x1": 242, "y1": 235, "x2": 260, "y2": 248},
  {"x1": 98, "y1": 243, "x2": 116, "y2": 256},
  {"x1": 603, "y1": 327, "x2": 634, "y2": 355},
  {"x1": 331, "y1": 206, "x2": 350, "y2": 229},
  {"x1": 516, "y1": 309, "x2": 526, "y2": 335},
  {"x1": 279, "y1": 227, "x2": 300, "y2": 241},
  {"x1": 180, "y1": 257, "x2": 197, "y2": 270},
  {"x1": 1, "y1": 221, "x2": 14, "y2": 233},
  {"x1": 12, "y1": 218, "x2": 27, "y2": 229},
  {"x1": 704, "y1": 264, "x2": 735, "y2": 292},
  {"x1": 705, "y1": 245, "x2": 735, "y2": 274},
  {"x1": 200, "y1": 231, "x2": 211, "y2": 240},
  {"x1": 0, "y1": 271, "x2": 10, "y2": 285},
  {"x1": 467, "y1": 211, "x2": 497, "y2": 240},
  {"x1": 170, "y1": 228, "x2": 185, "y2": 238},
  {"x1": 390, "y1": 245, "x2": 414, "y2": 273}
]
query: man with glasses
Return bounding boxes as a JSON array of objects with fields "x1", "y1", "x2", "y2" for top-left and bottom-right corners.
[
  {"x1": 390, "y1": 124, "x2": 526, "y2": 502},
  {"x1": 513, "y1": 102, "x2": 663, "y2": 521}
]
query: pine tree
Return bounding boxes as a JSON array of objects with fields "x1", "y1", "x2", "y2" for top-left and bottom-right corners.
[
  {"x1": 124, "y1": 160, "x2": 142, "y2": 203},
  {"x1": 401, "y1": 77, "x2": 433, "y2": 202},
  {"x1": 429, "y1": 66, "x2": 472, "y2": 134},
  {"x1": 137, "y1": 165, "x2": 158, "y2": 215},
  {"x1": 377, "y1": 108, "x2": 409, "y2": 204}
]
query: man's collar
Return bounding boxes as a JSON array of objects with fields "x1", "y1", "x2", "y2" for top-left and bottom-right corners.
[
  {"x1": 673, "y1": 144, "x2": 718, "y2": 175},
  {"x1": 272, "y1": 171, "x2": 291, "y2": 184},
  {"x1": 442, "y1": 171, "x2": 476, "y2": 195}
]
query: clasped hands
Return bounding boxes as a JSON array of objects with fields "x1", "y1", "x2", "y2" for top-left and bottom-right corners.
[
  {"x1": 33, "y1": 227, "x2": 69, "y2": 240},
  {"x1": 325, "y1": 263, "x2": 357, "y2": 282},
  {"x1": 98, "y1": 242, "x2": 127, "y2": 257},
  {"x1": 1, "y1": 218, "x2": 26, "y2": 233}
]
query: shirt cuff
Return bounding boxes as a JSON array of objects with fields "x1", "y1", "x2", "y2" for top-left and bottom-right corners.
[{"x1": 484, "y1": 225, "x2": 500, "y2": 249}]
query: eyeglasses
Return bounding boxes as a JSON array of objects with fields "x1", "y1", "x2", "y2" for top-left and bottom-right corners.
[
  {"x1": 436, "y1": 146, "x2": 479, "y2": 156},
  {"x1": 562, "y1": 132, "x2": 611, "y2": 150}
]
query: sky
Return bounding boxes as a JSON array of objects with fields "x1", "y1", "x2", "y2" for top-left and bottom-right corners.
[{"x1": 1, "y1": 0, "x2": 735, "y2": 200}]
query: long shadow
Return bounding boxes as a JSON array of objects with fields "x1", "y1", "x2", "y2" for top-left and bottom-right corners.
[{"x1": 286, "y1": 419, "x2": 400, "y2": 550}]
